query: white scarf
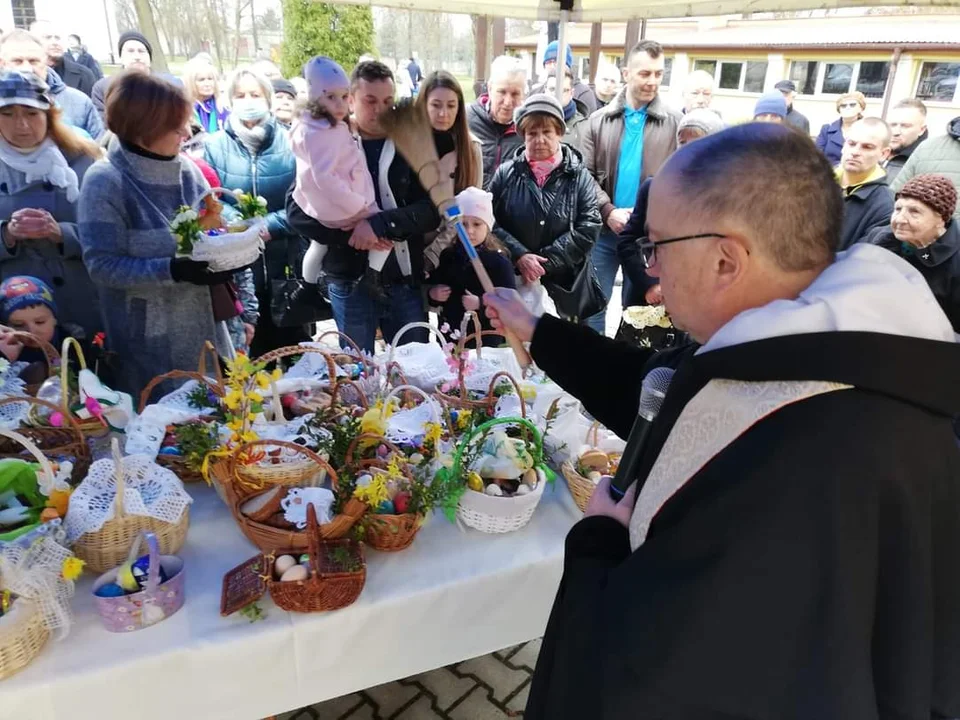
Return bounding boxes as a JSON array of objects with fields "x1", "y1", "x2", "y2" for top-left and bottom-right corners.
[{"x1": 0, "y1": 137, "x2": 80, "y2": 202}]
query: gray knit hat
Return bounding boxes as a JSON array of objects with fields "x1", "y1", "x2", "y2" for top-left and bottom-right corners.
[
  {"x1": 677, "y1": 108, "x2": 724, "y2": 142},
  {"x1": 513, "y1": 93, "x2": 566, "y2": 134}
]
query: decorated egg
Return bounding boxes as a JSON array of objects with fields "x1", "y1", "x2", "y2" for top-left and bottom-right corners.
[
  {"x1": 484, "y1": 484, "x2": 503, "y2": 496},
  {"x1": 522, "y1": 468, "x2": 538, "y2": 487},
  {"x1": 394, "y1": 492, "x2": 411, "y2": 514},
  {"x1": 299, "y1": 554, "x2": 311, "y2": 573},
  {"x1": 280, "y1": 565, "x2": 308, "y2": 582},
  {"x1": 274, "y1": 555, "x2": 297, "y2": 577},
  {"x1": 376, "y1": 499, "x2": 395, "y2": 515},
  {"x1": 159, "y1": 446, "x2": 182, "y2": 456},
  {"x1": 466, "y1": 472, "x2": 484, "y2": 492},
  {"x1": 94, "y1": 582, "x2": 126, "y2": 598},
  {"x1": 376, "y1": 444, "x2": 389, "y2": 458},
  {"x1": 116, "y1": 555, "x2": 168, "y2": 592}
]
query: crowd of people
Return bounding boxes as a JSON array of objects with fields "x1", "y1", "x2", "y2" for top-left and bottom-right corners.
[{"x1": 0, "y1": 23, "x2": 957, "y2": 399}]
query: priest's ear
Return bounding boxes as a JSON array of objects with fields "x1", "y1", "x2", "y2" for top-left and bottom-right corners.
[{"x1": 713, "y1": 235, "x2": 751, "y2": 292}]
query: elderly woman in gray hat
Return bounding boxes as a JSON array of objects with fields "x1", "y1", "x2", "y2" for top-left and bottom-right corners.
[
  {"x1": 487, "y1": 93, "x2": 602, "y2": 323},
  {"x1": 0, "y1": 69, "x2": 103, "y2": 339}
]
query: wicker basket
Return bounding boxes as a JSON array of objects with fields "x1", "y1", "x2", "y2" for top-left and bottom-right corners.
[
  {"x1": 266, "y1": 504, "x2": 366, "y2": 613},
  {"x1": 73, "y1": 439, "x2": 190, "y2": 574},
  {"x1": 138, "y1": 342, "x2": 225, "y2": 483},
  {"x1": 0, "y1": 427, "x2": 68, "y2": 540},
  {"x1": 0, "y1": 325, "x2": 60, "y2": 396},
  {"x1": 46, "y1": 337, "x2": 110, "y2": 439},
  {"x1": 0, "y1": 396, "x2": 90, "y2": 483},
  {"x1": 0, "y1": 597, "x2": 48, "y2": 680},
  {"x1": 224, "y1": 440, "x2": 365, "y2": 551},
  {"x1": 561, "y1": 422, "x2": 603, "y2": 513},
  {"x1": 187, "y1": 188, "x2": 265, "y2": 273},
  {"x1": 313, "y1": 330, "x2": 376, "y2": 378},
  {"x1": 451, "y1": 417, "x2": 547, "y2": 534}
]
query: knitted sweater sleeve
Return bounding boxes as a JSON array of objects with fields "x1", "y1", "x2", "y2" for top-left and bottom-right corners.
[{"x1": 78, "y1": 165, "x2": 172, "y2": 288}]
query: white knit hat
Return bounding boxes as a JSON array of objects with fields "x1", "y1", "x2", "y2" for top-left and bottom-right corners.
[{"x1": 456, "y1": 187, "x2": 495, "y2": 231}]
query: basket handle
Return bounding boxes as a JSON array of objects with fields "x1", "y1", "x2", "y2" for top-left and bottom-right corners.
[
  {"x1": 253, "y1": 345, "x2": 338, "y2": 383},
  {"x1": 457, "y1": 311, "x2": 484, "y2": 360},
  {"x1": 343, "y1": 432, "x2": 406, "y2": 467},
  {"x1": 328, "y1": 378, "x2": 370, "y2": 409},
  {"x1": 231, "y1": 439, "x2": 339, "y2": 491},
  {"x1": 59, "y1": 336, "x2": 88, "y2": 417},
  {"x1": 0, "y1": 427, "x2": 57, "y2": 486},
  {"x1": 110, "y1": 437, "x2": 126, "y2": 519},
  {"x1": 485, "y1": 371, "x2": 527, "y2": 420},
  {"x1": 451, "y1": 416, "x2": 543, "y2": 480},
  {"x1": 306, "y1": 503, "x2": 320, "y2": 578},
  {"x1": 0, "y1": 325, "x2": 60, "y2": 374},
  {"x1": 0, "y1": 395, "x2": 87, "y2": 452},
  {"x1": 586, "y1": 421, "x2": 600, "y2": 447},
  {"x1": 190, "y1": 186, "x2": 240, "y2": 212},
  {"x1": 126, "y1": 531, "x2": 162, "y2": 595},
  {"x1": 314, "y1": 331, "x2": 374, "y2": 375},
  {"x1": 196, "y1": 340, "x2": 224, "y2": 390},
  {"x1": 138, "y1": 370, "x2": 224, "y2": 413},
  {"x1": 385, "y1": 322, "x2": 450, "y2": 368}
]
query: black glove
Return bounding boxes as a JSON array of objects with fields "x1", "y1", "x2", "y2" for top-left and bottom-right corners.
[{"x1": 170, "y1": 258, "x2": 235, "y2": 286}]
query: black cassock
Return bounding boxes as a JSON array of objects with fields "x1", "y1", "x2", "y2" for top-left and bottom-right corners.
[{"x1": 526, "y1": 315, "x2": 960, "y2": 720}]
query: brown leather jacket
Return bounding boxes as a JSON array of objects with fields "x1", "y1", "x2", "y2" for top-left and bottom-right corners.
[{"x1": 581, "y1": 90, "x2": 681, "y2": 220}]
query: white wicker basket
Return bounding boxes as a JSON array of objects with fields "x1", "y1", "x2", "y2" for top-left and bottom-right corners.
[
  {"x1": 456, "y1": 476, "x2": 545, "y2": 533},
  {"x1": 190, "y1": 219, "x2": 265, "y2": 272}
]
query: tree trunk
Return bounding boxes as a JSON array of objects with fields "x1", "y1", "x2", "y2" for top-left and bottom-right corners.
[
  {"x1": 250, "y1": 0, "x2": 259, "y2": 56},
  {"x1": 133, "y1": 0, "x2": 169, "y2": 72}
]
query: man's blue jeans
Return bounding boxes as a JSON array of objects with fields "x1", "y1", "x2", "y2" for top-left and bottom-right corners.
[
  {"x1": 327, "y1": 276, "x2": 427, "y2": 353},
  {"x1": 585, "y1": 227, "x2": 633, "y2": 334}
]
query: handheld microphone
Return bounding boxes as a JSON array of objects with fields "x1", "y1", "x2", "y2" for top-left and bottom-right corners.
[{"x1": 608, "y1": 366, "x2": 675, "y2": 501}]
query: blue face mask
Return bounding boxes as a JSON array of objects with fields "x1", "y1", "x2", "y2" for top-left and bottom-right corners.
[{"x1": 233, "y1": 97, "x2": 270, "y2": 123}]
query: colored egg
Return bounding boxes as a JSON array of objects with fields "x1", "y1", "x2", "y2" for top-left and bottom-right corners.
[
  {"x1": 95, "y1": 582, "x2": 127, "y2": 598},
  {"x1": 394, "y1": 492, "x2": 411, "y2": 514},
  {"x1": 159, "y1": 446, "x2": 182, "y2": 456},
  {"x1": 466, "y1": 472, "x2": 484, "y2": 492},
  {"x1": 376, "y1": 499, "x2": 396, "y2": 515},
  {"x1": 280, "y1": 565, "x2": 308, "y2": 582},
  {"x1": 522, "y1": 468, "x2": 538, "y2": 487}
]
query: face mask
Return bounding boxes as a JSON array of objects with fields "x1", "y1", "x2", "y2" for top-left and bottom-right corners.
[{"x1": 233, "y1": 97, "x2": 270, "y2": 122}]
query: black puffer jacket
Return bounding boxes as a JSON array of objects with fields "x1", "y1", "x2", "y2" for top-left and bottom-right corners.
[
  {"x1": 488, "y1": 145, "x2": 601, "y2": 287},
  {"x1": 467, "y1": 96, "x2": 523, "y2": 191}
]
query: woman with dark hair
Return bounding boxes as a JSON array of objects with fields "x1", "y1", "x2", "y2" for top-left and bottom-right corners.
[
  {"x1": 417, "y1": 70, "x2": 483, "y2": 270},
  {"x1": 78, "y1": 71, "x2": 233, "y2": 395},
  {"x1": 0, "y1": 70, "x2": 103, "y2": 339}
]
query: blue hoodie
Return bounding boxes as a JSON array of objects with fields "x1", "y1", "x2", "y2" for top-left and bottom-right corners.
[{"x1": 46, "y1": 69, "x2": 103, "y2": 140}]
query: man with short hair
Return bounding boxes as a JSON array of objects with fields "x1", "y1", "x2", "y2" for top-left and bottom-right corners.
[
  {"x1": 891, "y1": 115, "x2": 960, "y2": 221},
  {"x1": 0, "y1": 29, "x2": 102, "y2": 138},
  {"x1": 534, "y1": 40, "x2": 598, "y2": 114},
  {"x1": 29, "y1": 20, "x2": 96, "y2": 96},
  {"x1": 286, "y1": 61, "x2": 438, "y2": 354},
  {"x1": 581, "y1": 39, "x2": 680, "y2": 334},
  {"x1": 884, "y1": 98, "x2": 928, "y2": 184},
  {"x1": 66, "y1": 33, "x2": 102, "y2": 79},
  {"x1": 546, "y1": 68, "x2": 588, "y2": 151},
  {"x1": 406, "y1": 54, "x2": 423, "y2": 93},
  {"x1": 838, "y1": 117, "x2": 894, "y2": 249},
  {"x1": 467, "y1": 55, "x2": 527, "y2": 190},
  {"x1": 775, "y1": 79, "x2": 810, "y2": 134},
  {"x1": 90, "y1": 30, "x2": 154, "y2": 117},
  {"x1": 681, "y1": 69, "x2": 714, "y2": 113},
  {"x1": 483, "y1": 123, "x2": 960, "y2": 720},
  {"x1": 593, "y1": 62, "x2": 620, "y2": 108}
]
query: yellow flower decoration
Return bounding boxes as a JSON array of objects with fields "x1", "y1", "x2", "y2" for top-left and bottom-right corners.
[
  {"x1": 455, "y1": 410, "x2": 473, "y2": 431},
  {"x1": 422, "y1": 422, "x2": 442, "y2": 449},
  {"x1": 385, "y1": 455, "x2": 405, "y2": 479},
  {"x1": 271, "y1": 368, "x2": 283, "y2": 382},
  {"x1": 354, "y1": 474, "x2": 389, "y2": 508},
  {"x1": 61, "y1": 557, "x2": 85, "y2": 582},
  {"x1": 360, "y1": 406, "x2": 387, "y2": 436}
]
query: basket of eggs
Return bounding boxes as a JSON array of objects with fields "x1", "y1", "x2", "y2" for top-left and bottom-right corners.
[
  {"x1": 561, "y1": 423, "x2": 622, "y2": 512},
  {"x1": 171, "y1": 188, "x2": 265, "y2": 273}
]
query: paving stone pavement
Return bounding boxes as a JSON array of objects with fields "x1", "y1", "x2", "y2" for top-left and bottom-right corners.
[{"x1": 276, "y1": 640, "x2": 541, "y2": 720}]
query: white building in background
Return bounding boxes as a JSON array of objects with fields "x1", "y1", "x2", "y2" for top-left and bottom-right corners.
[{"x1": 1, "y1": 0, "x2": 120, "y2": 64}]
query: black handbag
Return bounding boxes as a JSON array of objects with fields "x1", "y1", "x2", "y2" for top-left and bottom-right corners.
[
  {"x1": 269, "y1": 239, "x2": 333, "y2": 327},
  {"x1": 543, "y1": 262, "x2": 607, "y2": 322}
]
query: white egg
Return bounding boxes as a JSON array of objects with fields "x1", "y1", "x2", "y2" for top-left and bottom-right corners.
[
  {"x1": 484, "y1": 484, "x2": 504, "y2": 496},
  {"x1": 274, "y1": 555, "x2": 297, "y2": 578},
  {"x1": 587, "y1": 470, "x2": 602, "y2": 482},
  {"x1": 280, "y1": 564, "x2": 309, "y2": 582},
  {"x1": 516, "y1": 484, "x2": 532, "y2": 495}
]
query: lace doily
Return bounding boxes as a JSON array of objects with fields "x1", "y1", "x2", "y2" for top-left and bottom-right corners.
[
  {"x1": 385, "y1": 398, "x2": 443, "y2": 445},
  {"x1": 0, "y1": 534, "x2": 77, "y2": 637},
  {"x1": 64, "y1": 454, "x2": 193, "y2": 543},
  {"x1": 0, "y1": 360, "x2": 29, "y2": 401}
]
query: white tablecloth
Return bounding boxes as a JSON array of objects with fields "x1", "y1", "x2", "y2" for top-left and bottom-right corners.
[{"x1": 0, "y1": 481, "x2": 581, "y2": 720}]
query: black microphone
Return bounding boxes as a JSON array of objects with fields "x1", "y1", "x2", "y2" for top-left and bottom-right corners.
[{"x1": 608, "y1": 366, "x2": 675, "y2": 501}]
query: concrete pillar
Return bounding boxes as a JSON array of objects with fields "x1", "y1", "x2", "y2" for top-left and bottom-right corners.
[{"x1": 765, "y1": 53, "x2": 786, "y2": 91}]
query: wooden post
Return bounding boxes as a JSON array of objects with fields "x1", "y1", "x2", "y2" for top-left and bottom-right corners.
[
  {"x1": 492, "y1": 17, "x2": 506, "y2": 58},
  {"x1": 588, "y1": 22, "x2": 602, "y2": 84},
  {"x1": 624, "y1": 19, "x2": 640, "y2": 56},
  {"x1": 474, "y1": 15, "x2": 489, "y2": 87}
]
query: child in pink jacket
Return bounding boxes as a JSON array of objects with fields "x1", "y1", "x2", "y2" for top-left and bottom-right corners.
[{"x1": 291, "y1": 56, "x2": 381, "y2": 297}]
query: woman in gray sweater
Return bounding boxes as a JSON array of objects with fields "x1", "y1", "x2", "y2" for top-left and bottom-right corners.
[
  {"x1": 78, "y1": 71, "x2": 233, "y2": 396},
  {"x1": 0, "y1": 70, "x2": 103, "y2": 339}
]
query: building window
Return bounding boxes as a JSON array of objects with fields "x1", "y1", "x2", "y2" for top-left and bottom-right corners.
[
  {"x1": 11, "y1": 0, "x2": 36, "y2": 29},
  {"x1": 662, "y1": 57, "x2": 673, "y2": 88},
  {"x1": 915, "y1": 61, "x2": 960, "y2": 103},
  {"x1": 789, "y1": 59, "x2": 890, "y2": 97},
  {"x1": 693, "y1": 58, "x2": 768, "y2": 94}
]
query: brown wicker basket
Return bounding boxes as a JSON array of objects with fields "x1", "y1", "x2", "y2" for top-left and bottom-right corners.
[
  {"x1": 0, "y1": 396, "x2": 90, "y2": 483},
  {"x1": 560, "y1": 423, "x2": 620, "y2": 513},
  {"x1": 55, "y1": 337, "x2": 110, "y2": 439},
  {"x1": 267, "y1": 504, "x2": 366, "y2": 613},
  {"x1": 314, "y1": 330, "x2": 376, "y2": 378},
  {"x1": 137, "y1": 343, "x2": 226, "y2": 483},
  {"x1": 72, "y1": 439, "x2": 190, "y2": 573},
  {"x1": 0, "y1": 325, "x2": 60, "y2": 396},
  {"x1": 0, "y1": 597, "x2": 49, "y2": 680},
  {"x1": 225, "y1": 440, "x2": 365, "y2": 551}
]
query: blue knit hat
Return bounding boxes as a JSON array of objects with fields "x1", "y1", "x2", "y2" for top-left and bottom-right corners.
[
  {"x1": 753, "y1": 91, "x2": 787, "y2": 119},
  {"x1": 0, "y1": 71, "x2": 52, "y2": 111},
  {"x1": 0, "y1": 276, "x2": 57, "y2": 322},
  {"x1": 303, "y1": 56, "x2": 349, "y2": 102},
  {"x1": 543, "y1": 41, "x2": 574, "y2": 70}
]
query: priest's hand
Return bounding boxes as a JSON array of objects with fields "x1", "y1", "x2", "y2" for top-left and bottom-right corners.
[
  {"x1": 585, "y1": 475, "x2": 637, "y2": 528},
  {"x1": 483, "y1": 288, "x2": 539, "y2": 343}
]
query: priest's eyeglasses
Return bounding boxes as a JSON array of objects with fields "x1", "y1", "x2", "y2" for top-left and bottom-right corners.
[{"x1": 637, "y1": 233, "x2": 728, "y2": 268}]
